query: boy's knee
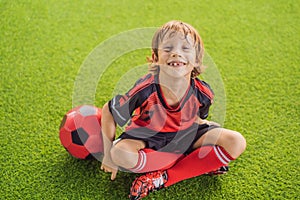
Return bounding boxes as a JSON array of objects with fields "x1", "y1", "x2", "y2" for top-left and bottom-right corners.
[
  {"x1": 110, "y1": 141, "x2": 138, "y2": 169},
  {"x1": 227, "y1": 131, "x2": 246, "y2": 158},
  {"x1": 110, "y1": 143, "x2": 124, "y2": 166},
  {"x1": 234, "y1": 131, "x2": 246, "y2": 152}
]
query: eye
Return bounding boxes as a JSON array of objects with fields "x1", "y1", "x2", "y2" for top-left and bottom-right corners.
[
  {"x1": 163, "y1": 46, "x2": 172, "y2": 52},
  {"x1": 182, "y1": 46, "x2": 190, "y2": 51}
]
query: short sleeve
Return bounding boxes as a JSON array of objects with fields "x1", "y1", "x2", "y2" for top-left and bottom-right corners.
[
  {"x1": 198, "y1": 100, "x2": 211, "y2": 119},
  {"x1": 108, "y1": 74, "x2": 154, "y2": 126},
  {"x1": 108, "y1": 94, "x2": 138, "y2": 126},
  {"x1": 194, "y1": 79, "x2": 214, "y2": 119}
]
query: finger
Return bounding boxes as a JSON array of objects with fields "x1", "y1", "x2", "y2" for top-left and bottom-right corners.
[
  {"x1": 210, "y1": 121, "x2": 220, "y2": 127},
  {"x1": 111, "y1": 171, "x2": 117, "y2": 180}
]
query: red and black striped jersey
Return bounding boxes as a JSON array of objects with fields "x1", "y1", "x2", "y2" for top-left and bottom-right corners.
[{"x1": 108, "y1": 73, "x2": 214, "y2": 133}]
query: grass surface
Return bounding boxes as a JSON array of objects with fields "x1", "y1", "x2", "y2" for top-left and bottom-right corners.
[{"x1": 1, "y1": 0, "x2": 299, "y2": 199}]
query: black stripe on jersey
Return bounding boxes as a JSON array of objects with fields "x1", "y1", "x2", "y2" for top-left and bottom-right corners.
[
  {"x1": 109, "y1": 83, "x2": 156, "y2": 127},
  {"x1": 131, "y1": 73, "x2": 152, "y2": 89},
  {"x1": 193, "y1": 79, "x2": 213, "y2": 119},
  {"x1": 154, "y1": 74, "x2": 168, "y2": 109}
]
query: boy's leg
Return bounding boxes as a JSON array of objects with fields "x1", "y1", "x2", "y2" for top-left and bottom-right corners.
[
  {"x1": 129, "y1": 145, "x2": 233, "y2": 199},
  {"x1": 110, "y1": 139, "x2": 145, "y2": 169},
  {"x1": 111, "y1": 139, "x2": 183, "y2": 173},
  {"x1": 165, "y1": 145, "x2": 233, "y2": 186},
  {"x1": 130, "y1": 148, "x2": 183, "y2": 173},
  {"x1": 192, "y1": 128, "x2": 246, "y2": 159},
  {"x1": 165, "y1": 128, "x2": 246, "y2": 186},
  {"x1": 129, "y1": 128, "x2": 246, "y2": 198}
]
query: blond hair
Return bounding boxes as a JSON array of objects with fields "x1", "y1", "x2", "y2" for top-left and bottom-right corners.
[{"x1": 148, "y1": 20, "x2": 205, "y2": 78}]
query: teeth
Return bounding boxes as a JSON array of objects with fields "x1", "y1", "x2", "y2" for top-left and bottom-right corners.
[{"x1": 169, "y1": 62, "x2": 183, "y2": 66}]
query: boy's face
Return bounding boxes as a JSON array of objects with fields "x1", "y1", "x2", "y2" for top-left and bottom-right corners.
[{"x1": 156, "y1": 31, "x2": 197, "y2": 78}]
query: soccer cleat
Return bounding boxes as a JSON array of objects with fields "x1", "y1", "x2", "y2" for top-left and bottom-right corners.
[
  {"x1": 129, "y1": 171, "x2": 168, "y2": 200},
  {"x1": 205, "y1": 166, "x2": 229, "y2": 176}
]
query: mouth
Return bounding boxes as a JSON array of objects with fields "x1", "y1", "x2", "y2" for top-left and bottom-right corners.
[{"x1": 167, "y1": 61, "x2": 187, "y2": 67}]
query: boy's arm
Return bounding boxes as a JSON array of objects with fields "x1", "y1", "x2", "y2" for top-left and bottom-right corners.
[
  {"x1": 196, "y1": 117, "x2": 220, "y2": 127},
  {"x1": 100, "y1": 102, "x2": 118, "y2": 180}
]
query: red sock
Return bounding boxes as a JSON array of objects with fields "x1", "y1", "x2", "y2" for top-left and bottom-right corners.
[
  {"x1": 165, "y1": 145, "x2": 234, "y2": 187},
  {"x1": 130, "y1": 148, "x2": 183, "y2": 173}
]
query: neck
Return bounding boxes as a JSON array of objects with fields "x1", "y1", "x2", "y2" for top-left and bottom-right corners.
[
  {"x1": 158, "y1": 73, "x2": 191, "y2": 104},
  {"x1": 159, "y1": 72, "x2": 191, "y2": 92}
]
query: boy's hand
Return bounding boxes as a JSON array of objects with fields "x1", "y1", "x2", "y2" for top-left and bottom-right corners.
[
  {"x1": 100, "y1": 157, "x2": 118, "y2": 180},
  {"x1": 197, "y1": 118, "x2": 220, "y2": 127},
  {"x1": 206, "y1": 120, "x2": 220, "y2": 127}
]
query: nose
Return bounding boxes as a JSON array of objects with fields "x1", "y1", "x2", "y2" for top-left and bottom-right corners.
[{"x1": 171, "y1": 49, "x2": 182, "y2": 57}]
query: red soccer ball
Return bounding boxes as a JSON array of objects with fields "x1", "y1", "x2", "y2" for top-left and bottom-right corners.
[{"x1": 59, "y1": 105, "x2": 103, "y2": 160}]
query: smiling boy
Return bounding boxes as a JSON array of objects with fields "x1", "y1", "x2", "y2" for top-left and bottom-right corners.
[{"x1": 100, "y1": 20, "x2": 246, "y2": 199}]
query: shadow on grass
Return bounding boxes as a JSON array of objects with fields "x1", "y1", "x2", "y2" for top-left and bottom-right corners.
[
  {"x1": 154, "y1": 175, "x2": 222, "y2": 200},
  {"x1": 51, "y1": 155, "x2": 137, "y2": 199},
  {"x1": 51, "y1": 155, "x2": 222, "y2": 199}
]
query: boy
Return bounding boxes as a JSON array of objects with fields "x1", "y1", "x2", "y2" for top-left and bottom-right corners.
[{"x1": 100, "y1": 20, "x2": 246, "y2": 199}]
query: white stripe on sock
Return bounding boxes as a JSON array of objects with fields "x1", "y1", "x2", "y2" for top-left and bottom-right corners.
[
  {"x1": 213, "y1": 146, "x2": 228, "y2": 165},
  {"x1": 216, "y1": 146, "x2": 231, "y2": 163},
  {"x1": 132, "y1": 150, "x2": 146, "y2": 172}
]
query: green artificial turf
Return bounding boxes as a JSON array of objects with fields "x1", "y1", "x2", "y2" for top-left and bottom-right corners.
[{"x1": 1, "y1": 0, "x2": 299, "y2": 199}]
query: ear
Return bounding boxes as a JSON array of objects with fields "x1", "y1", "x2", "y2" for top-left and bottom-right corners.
[{"x1": 152, "y1": 51, "x2": 158, "y2": 62}]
